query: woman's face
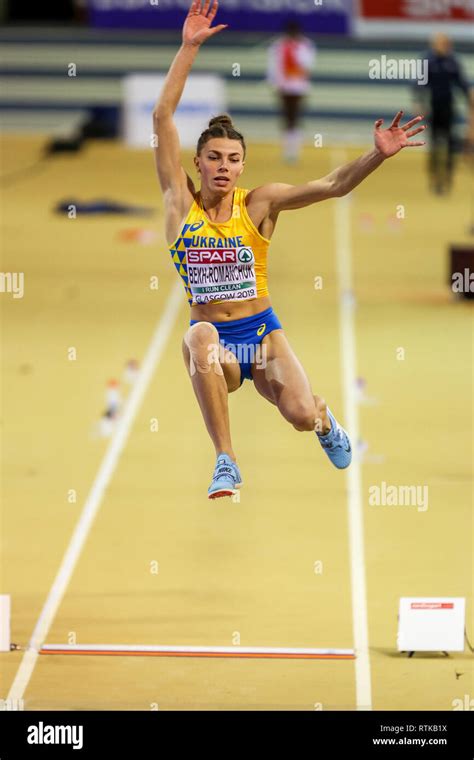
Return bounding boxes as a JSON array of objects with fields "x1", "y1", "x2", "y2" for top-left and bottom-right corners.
[{"x1": 194, "y1": 138, "x2": 245, "y2": 194}]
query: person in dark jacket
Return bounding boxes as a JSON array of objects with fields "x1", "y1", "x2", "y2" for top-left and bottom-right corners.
[{"x1": 413, "y1": 34, "x2": 473, "y2": 194}]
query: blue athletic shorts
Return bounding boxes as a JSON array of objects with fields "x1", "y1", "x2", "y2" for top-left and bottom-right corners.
[{"x1": 189, "y1": 306, "x2": 283, "y2": 385}]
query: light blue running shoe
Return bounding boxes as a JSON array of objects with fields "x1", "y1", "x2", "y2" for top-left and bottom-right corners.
[
  {"x1": 316, "y1": 408, "x2": 352, "y2": 469},
  {"x1": 208, "y1": 453, "x2": 242, "y2": 499}
]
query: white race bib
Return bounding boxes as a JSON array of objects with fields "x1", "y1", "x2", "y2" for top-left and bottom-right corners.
[{"x1": 187, "y1": 247, "x2": 257, "y2": 304}]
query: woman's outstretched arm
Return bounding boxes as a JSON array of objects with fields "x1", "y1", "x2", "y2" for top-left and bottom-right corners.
[
  {"x1": 152, "y1": 41, "x2": 200, "y2": 198},
  {"x1": 152, "y1": 0, "x2": 228, "y2": 242},
  {"x1": 249, "y1": 111, "x2": 426, "y2": 213},
  {"x1": 153, "y1": 0, "x2": 227, "y2": 121}
]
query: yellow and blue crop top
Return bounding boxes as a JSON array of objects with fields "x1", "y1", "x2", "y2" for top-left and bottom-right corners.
[{"x1": 169, "y1": 187, "x2": 270, "y2": 306}]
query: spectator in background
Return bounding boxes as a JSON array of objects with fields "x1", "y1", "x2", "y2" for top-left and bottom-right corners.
[
  {"x1": 267, "y1": 19, "x2": 316, "y2": 164},
  {"x1": 413, "y1": 33, "x2": 474, "y2": 195}
]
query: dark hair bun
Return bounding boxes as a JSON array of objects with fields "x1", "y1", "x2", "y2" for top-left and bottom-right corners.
[{"x1": 209, "y1": 114, "x2": 233, "y2": 129}]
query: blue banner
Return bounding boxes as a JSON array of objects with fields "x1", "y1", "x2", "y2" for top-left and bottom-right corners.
[{"x1": 89, "y1": 0, "x2": 353, "y2": 34}]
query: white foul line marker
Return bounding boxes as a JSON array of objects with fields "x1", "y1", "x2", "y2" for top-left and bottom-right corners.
[
  {"x1": 39, "y1": 644, "x2": 355, "y2": 659},
  {"x1": 0, "y1": 595, "x2": 11, "y2": 652}
]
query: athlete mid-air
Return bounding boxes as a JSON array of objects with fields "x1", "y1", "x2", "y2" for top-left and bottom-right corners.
[{"x1": 153, "y1": 0, "x2": 426, "y2": 499}]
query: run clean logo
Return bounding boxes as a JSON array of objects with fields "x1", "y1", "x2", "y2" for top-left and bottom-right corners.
[{"x1": 27, "y1": 722, "x2": 83, "y2": 750}]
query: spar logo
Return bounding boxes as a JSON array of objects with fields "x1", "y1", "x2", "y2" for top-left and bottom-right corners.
[
  {"x1": 187, "y1": 247, "x2": 255, "y2": 264},
  {"x1": 188, "y1": 249, "x2": 237, "y2": 263},
  {"x1": 238, "y1": 248, "x2": 254, "y2": 263}
]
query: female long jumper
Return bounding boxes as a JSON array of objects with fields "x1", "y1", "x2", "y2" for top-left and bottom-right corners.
[{"x1": 153, "y1": 0, "x2": 426, "y2": 499}]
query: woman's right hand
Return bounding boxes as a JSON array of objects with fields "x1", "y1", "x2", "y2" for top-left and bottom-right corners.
[{"x1": 182, "y1": 0, "x2": 228, "y2": 48}]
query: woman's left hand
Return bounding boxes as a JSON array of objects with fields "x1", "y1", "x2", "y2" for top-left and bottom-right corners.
[{"x1": 374, "y1": 111, "x2": 427, "y2": 158}]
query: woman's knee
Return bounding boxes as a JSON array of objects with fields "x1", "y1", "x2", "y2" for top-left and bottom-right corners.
[
  {"x1": 184, "y1": 321, "x2": 218, "y2": 348},
  {"x1": 183, "y1": 322, "x2": 222, "y2": 376}
]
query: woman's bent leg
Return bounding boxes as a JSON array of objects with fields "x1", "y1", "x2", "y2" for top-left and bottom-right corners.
[{"x1": 182, "y1": 322, "x2": 241, "y2": 461}]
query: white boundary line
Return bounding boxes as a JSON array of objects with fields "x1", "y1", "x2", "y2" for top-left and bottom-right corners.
[
  {"x1": 332, "y1": 151, "x2": 373, "y2": 711},
  {"x1": 6, "y1": 279, "x2": 184, "y2": 704}
]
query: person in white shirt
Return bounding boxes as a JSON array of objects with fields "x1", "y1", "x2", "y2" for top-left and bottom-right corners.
[{"x1": 267, "y1": 19, "x2": 316, "y2": 163}]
